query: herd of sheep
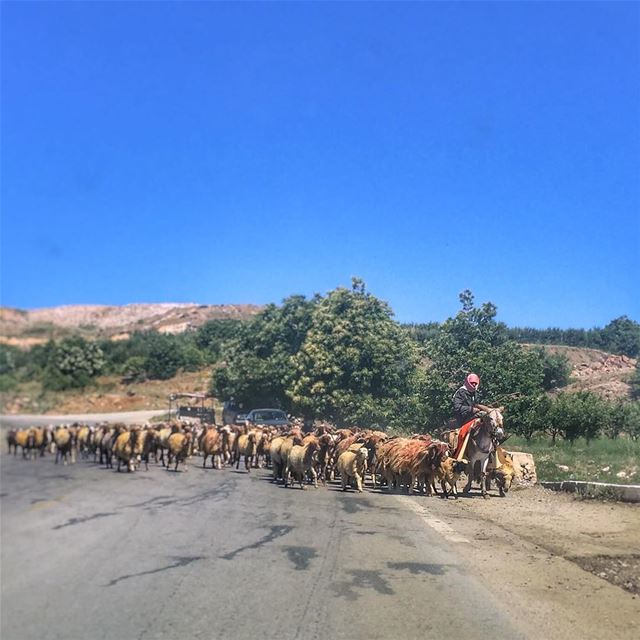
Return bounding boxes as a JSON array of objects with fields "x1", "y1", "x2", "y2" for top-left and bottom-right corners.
[{"x1": 4, "y1": 421, "x2": 516, "y2": 497}]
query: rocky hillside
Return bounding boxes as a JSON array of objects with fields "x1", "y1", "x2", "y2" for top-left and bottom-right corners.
[
  {"x1": 0, "y1": 303, "x2": 263, "y2": 346},
  {"x1": 535, "y1": 345, "x2": 636, "y2": 400}
]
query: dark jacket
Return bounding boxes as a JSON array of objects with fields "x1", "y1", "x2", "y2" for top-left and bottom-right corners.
[{"x1": 453, "y1": 386, "x2": 478, "y2": 427}]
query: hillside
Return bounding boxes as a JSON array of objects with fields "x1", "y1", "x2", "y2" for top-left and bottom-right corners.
[
  {"x1": 0, "y1": 303, "x2": 263, "y2": 347},
  {"x1": 530, "y1": 344, "x2": 636, "y2": 401}
]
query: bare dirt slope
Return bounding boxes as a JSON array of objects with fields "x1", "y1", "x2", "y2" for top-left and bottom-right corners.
[
  {"x1": 529, "y1": 344, "x2": 636, "y2": 400},
  {"x1": 0, "y1": 303, "x2": 263, "y2": 346}
]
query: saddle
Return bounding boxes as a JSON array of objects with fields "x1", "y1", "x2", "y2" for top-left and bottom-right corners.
[{"x1": 453, "y1": 418, "x2": 478, "y2": 461}]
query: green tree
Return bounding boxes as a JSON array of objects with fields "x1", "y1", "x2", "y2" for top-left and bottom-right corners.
[
  {"x1": 547, "y1": 392, "x2": 609, "y2": 443},
  {"x1": 211, "y1": 295, "x2": 317, "y2": 408},
  {"x1": 144, "y1": 334, "x2": 183, "y2": 380},
  {"x1": 601, "y1": 316, "x2": 640, "y2": 357},
  {"x1": 540, "y1": 350, "x2": 571, "y2": 390},
  {"x1": 122, "y1": 356, "x2": 147, "y2": 383},
  {"x1": 422, "y1": 290, "x2": 545, "y2": 430},
  {"x1": 621, "y1": 401, "x2": 640, "y2": 440},
  {"x1": 43, "y1": 337, "x2": 105, "y2": 390},
  {"x1": 288, "y1": 278, "x2": 424, "y2": 428},
  {"x1": 194, "y1": 319, "x2": 243, "y2": 362}
]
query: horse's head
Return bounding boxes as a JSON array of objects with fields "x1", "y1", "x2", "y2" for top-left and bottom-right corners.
[{"x1": 479, "y1": 407, "x2": 505, "y2": 442}]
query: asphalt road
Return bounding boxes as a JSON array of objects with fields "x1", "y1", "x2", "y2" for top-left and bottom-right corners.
[
  {"x1": 1, "y1": 453, "x2": 637, "y2": 640},
  {"x1": 0, "y1": 411, "x2": 167, "y2": 429}
]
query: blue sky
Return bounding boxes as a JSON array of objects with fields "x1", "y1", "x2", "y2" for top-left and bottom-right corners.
[{"x1": 1, "y1": 1, "x2": 638, "y2": 328}]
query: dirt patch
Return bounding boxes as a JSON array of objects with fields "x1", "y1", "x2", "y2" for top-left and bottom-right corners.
[
  {"x1": 570, "y1": 555, "x2": 640, "y2": 595},
  {"x1": 446, "y1": 484, "x2": 640, "y2": 594},
  {"x1": 530, "y1": 344, "x2": 636, "y2": 400}
]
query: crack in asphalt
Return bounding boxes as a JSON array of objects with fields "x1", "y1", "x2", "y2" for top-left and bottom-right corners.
[
  {"x1": 221, "y1": 525, "x2": 294, "y2": 560},
  {"x1": 105, "y1": 555, "x2": 205, "y2": 587},
  {"x1": 52, "y1": 511, "x2": 118, "y2": 530}
]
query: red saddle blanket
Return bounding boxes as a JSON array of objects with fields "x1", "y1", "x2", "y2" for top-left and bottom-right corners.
[{"x1": 453, "y1": 418, "x2": 479, "y2": 460}]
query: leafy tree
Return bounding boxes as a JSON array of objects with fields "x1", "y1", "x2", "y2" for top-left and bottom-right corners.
[
  {"x1": 540, "y1": 350, "x2": 571, "y2": 390},
  {"x1": 422, "y1": 290, "x2": 545, "y2": 430},
  {"x1": 0, "y1": 344, "x2": 19, "y2": 376},
  {"x1": 601, "y1": 316, "x2": 640, "y2": 357},
  {"x1": 621, "y1": 401, "x2": 640, "y2": 440},
  {"x1": 211, "y1": 295, "x2": 317, "y2": 408},
  {"x1": 509, "y1": 394, "x2": 552, "y2": 441},
  {"x1": 194, "y1": 319, "x2": 243, "y2": 362},
  {"x1": 547, "y1": 392, "x2": 609, "y2": 443},
  {"x1": 122, "y1": 356, "x2": 147, "y2": 383},
  {"x1": 43, "y1": 337, "x2": 105, "y2": 390},
  {"x1": 144, "y1": 334, "x2": 184, "y2": 380},
  {"x1": 288, "y1": 278, "x2": 424, "y2": 428}
]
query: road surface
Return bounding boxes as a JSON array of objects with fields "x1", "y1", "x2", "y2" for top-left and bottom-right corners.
[
  {"x1": 1, "y1": 452, "x2": 638, "y2": 640},
  {"x1": 0, "y1": 410, "x2": 167, "y2": 429}
]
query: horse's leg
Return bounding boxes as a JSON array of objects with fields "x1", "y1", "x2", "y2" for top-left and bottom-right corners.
[
  {"x1": 462, "y1": 460, "x2": 472, "y2": 493},
  {"x1": 480, "y1": 457, "x2": 490, "y2": 499}
]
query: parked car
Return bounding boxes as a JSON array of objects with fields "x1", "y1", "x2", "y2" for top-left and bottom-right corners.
[
  {"x1": 245, "y1": 408, "x2": 289, "y2": 428},
  {"x1": 234, "y1": 413, "x2": 248, "y2": 426}
]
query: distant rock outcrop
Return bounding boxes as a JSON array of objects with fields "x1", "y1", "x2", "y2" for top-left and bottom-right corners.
[{"x1": 0, "y1": 303, "x2": 263, "y2": 346}]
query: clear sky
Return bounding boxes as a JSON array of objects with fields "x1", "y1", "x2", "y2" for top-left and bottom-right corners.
[{"x1": 1, "y1": 1, "x2": 638, "y2": 328}]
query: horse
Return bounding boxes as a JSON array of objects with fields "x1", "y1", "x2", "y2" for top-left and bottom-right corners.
[{"x1": 461, "y1": 407, "x2": 505, "y2": 499}]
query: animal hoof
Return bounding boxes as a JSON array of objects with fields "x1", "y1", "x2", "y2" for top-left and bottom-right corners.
[{"x1": 482, "y1": 493, "x2": 490, "y2": 500}]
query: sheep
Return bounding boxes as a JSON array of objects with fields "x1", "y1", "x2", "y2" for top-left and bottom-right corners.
[
  {"x1": 486, "y1": 448, "x2": 515, "y2": 497},
  {"x1": 316, "y1": 433, "x2": 337, "y2": 485},
  {"x1": 99, "y1": 426, "x2": 118, "y2": 468},
  {"x1": 166, "y1": 431, "x2": 192, "y2": 472},
  {"x1": 31, "y1": 427, "x2": 50, "y2": 458},
  {"x1": 269, "y1": 436, "x2": 286, "y2": 481},
  {"x1": 76, "y1": 425, "x2": 91, "y2": 460},
  {"x1": 235, "y1": 430, "x2": 258, "y2": 472},
  {"x1": 54, "y1": 427, "x2": 75, "y2": 465},
  {"x1": 337, "y1": 447, "x2": 368, "y2": 492},
  {"x1": 156, "y1": 425, "x2": 175, "y2": 467},
  {"x1": 12, "y1": 429, "x2": 34, "y2": 459},
  {"x1": 201, "y1": 427, "x2": 223, "y2": 469},
  {"x1": 278, "y1": 430, "x2": 303, "y2": 477},
  {"x1": 6, "y1": 429, "x2": 17, "y2": 455},
  {"x1": 284, "y1": 437, "x2": 320, "y2": 489},
  {"x1": 114, "y1": 427, "x2": 140, "y2": 472},
  {"x1": 219, "y1": 425, "x2": 235, "y2": 466},
  {"x1": 434, "y1": 457, "x2": 468, "y2": 499}
]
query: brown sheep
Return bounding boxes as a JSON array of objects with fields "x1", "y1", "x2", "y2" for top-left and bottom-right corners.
[
  {"x1": 219, "y1": 425, "x2": 235, "y2": 466},
  {"x1": 201, "y1": 427, "x2": 223, "y2": 469},
  {"x1": 6, "y1": 429, "x2": 18, "y2": 455},
  {"x1": 54, "y1": 427, "x2": 75, "y2": 465},
  {"x1": 114, "y1": 427, "x2": 140, "y2": 472},
  {"x1": 235, "y1": 431, "x2": 258, "y2": 472},
  {"x1": 269, "y1": 436, "x2": 286, "y2": 481},
  {"x1": 337, "y1": 447, "x2": 368, "y2": 492},
  {"x1": 279, "y1": 430, "x2": 303, "y2": 476},
  {"x1": 486, "y1": 448, "x2": 515, "y2": 497},
  {"x1": 285, "y1": 437, "x2": 320, "y2": 489},
  {"x1": 76, "y1": 425, "x2": 91, "y2": 460},
  {"x1": 434, "y1": 457, "x2": 468, "y2": 499},
  {"x1": 167, "y1": 431, "x2": 192, "y2": 472},
  {"x1": 14, "y1": 429, "x2": 34, "y2": 459}
]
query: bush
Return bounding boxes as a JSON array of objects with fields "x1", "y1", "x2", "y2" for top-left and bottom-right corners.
[
  {"x1": 41, "y1": 337, "x2": 105, "y2": 390},
  {"x1": 122, "y1": 356, "x2": 147, "y2": 384},
  {"x1": 548, "y1": 392, "x2": 611, "y2": 443},
  {"x1": 540, "y1": 350, "x2": 571, "y2": 390},
  {"x1": 0, "y1": 373, "x2": 18, "y2": 392}
]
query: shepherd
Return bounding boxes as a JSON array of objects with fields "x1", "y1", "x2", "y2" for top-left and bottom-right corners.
[{"x1": 452, "y1": 373, "x2": 491, "y2": 429}]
